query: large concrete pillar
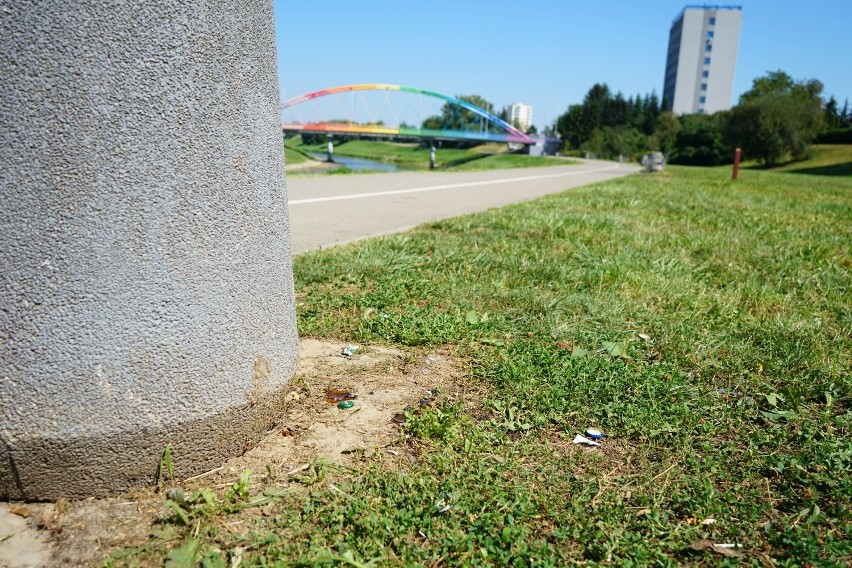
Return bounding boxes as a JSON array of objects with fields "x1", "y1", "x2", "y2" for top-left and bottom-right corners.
[{"x1": 0, "y1": 1, "x2": 299, "y2": 500}]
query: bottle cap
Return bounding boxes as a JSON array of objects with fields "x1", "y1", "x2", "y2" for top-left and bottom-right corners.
[{"x1": 585, "y1": 428, "x2": 604, "y2": 439}]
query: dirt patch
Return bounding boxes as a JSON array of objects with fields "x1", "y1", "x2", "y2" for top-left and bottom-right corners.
[
  {"x1": 0, "y1": 339, "x2": 469, "y2": 567},
  {"x1": 0, "y1": 505, "x2": 52, "y2": 568},
  {"x1": 203, "y1": 339, "x2": 467, "y2": 484}
]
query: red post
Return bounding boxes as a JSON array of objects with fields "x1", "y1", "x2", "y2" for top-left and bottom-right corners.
[{"x1": 732, "y1": 147, "x2": 742, "y2": 180}]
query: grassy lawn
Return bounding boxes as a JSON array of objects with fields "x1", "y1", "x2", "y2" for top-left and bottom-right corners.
[
  {"x1": 112, "y1": 166, "x2": 850, "y2": 566},
  {"x1": 283, "y1": 143, "x2": 309, "y2": 166},
  {"x1": 285, "y1": 138, "x2": 571, "y2": 171}
]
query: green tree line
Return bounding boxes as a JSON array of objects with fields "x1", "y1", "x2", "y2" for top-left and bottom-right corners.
[
  {"x1": 552, "y1": 70, "x2": 851, "y2": 165},
  {"x1": 556, "y1": 84, "x2": 664, "y2": 158}
]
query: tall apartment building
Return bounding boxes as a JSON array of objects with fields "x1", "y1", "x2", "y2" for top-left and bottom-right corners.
[
  {"x1": 509, "y1": 102, "x2": 533, "y2": 131},
  {"x1": 663, "y1": 5, "x2": 743, "y2": 115}
]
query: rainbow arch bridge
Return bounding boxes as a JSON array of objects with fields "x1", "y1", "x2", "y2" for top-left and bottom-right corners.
[{"x1": 281, "y1": 84, "x2": 535, "y2": 146}]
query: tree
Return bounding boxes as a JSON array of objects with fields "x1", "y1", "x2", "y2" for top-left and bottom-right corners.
[
  {"x1": 556, "y1": 104, "x2": 586, "y2": 149},
  {"x1": 670, "y1": 114, "x2": 729, "y2": 166},
  {"x1": 653, "y1": 111, "x2": 681, "y2": 156},
  {"x1": 581, "y1": 128, "x2": 605, "y2": 157},
  {"x1": 421, "y1": 94, "x2": 496, "y2": 133},
  {"x1": 497, "y1": 105, "x2": 511, "y2": 124},
  {"x1": 739, "y1": 70, "x2": 797, "y2": 102},
  {"x1": 300, "y1": 132, "x2": 326, "y2": 145},
  {"x1": 555, "y1": 84, "x2": 668, "y2": 152},
  {"x1": 560, "y1": 83, "x2": 612, "y2": 148},
  {"x1": 637, "y1": 92, "x2": 661, "y2": 135},
  {"x1": 607, "y1": 92, "x2": 629, "y2": 128},
  {"x1": 582, "y1": 83, "x2": 612, "y2": 132},
  {"x1": 824, "y1": 96, "x2": 841, "y2": 130},
  {"x1": 603, "y1": 126, "x2": 650, "y2": 160},
  {"x1": 727, "y1": 70, "x2": 825, "y2": 164},
  {"x1": 421, "y1": 115, "x2": 443, "y2": 130}
]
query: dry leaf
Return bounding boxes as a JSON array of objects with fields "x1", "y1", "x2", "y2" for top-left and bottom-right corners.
[{"x1": 10, "y1": 506, "x2": 32, "y2": 518}]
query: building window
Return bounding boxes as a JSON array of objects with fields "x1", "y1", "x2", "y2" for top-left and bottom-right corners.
[
  {"x1": 700, "y1": 83, "x2": 708, "y2": 91},
  {"x1": 698, "y1": 108, "x2": 705, "y2": 115},
  {"x1": 705, "y1": 43, "x2": 712, "y2": 52},
  {"x1": 704, "y1": 57, "x2": 711, "y2": 65},
  {"x1": 707, "y1": 31, "x2": 715, "y2": 39},
  {"x1": 702, "y1": 70, "x2": 709, "y2": 78},
  {"x1": 709, "y1": 17, "x2": 716, "y2": 25},
  {"x1": 700, "y1": 96, "x2": 707, "y2": 103}
]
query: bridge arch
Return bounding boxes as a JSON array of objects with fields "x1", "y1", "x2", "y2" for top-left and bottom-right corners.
[{"x1": 281, "y1": 84, "x2": 533, "y2": 144}]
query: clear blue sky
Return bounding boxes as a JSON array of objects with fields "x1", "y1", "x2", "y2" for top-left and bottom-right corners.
[{"x1": 273, "y1": 1, "x2": 852, "y2": 130}]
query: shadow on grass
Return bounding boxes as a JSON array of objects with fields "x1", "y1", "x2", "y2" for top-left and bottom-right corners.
[
  {"x1": 745, "y1": 160, "x2": 852, "y2": 177},
  {"x1": 784, "y1": 162, "x2": 852, "y2": 176},
  {"x1": 438, "y1": 152, "x2": 494, "y2": 169}
]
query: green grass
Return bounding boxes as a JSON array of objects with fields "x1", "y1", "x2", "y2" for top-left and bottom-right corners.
[
  {"x1": 285, "y1": 138, "x2": 572, "y2": 171},
  {"x1": 449, "y1": 152, "x2": 570, "y2": 171},
  {"x1": 112, "y1": 166, "x2": 851, "y2": 566},
  {"x1": 283, "y1": 144, "x2": 310, "y2": 166}
]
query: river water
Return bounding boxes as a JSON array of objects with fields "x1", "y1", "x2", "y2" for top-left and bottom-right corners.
[{"x1": 306, "y1": 153, "x2": 404, "y2": 172}]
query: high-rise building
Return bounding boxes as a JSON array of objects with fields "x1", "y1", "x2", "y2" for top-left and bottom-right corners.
[
  {"x1": 509, "y1": 102, "x2": 533, "y2": 131},
  {"x1": 663, "y1": 5, "x2": 743, "y2": 115}
]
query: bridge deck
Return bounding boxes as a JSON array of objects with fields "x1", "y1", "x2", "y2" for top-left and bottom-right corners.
[{"x1": 282, "y1": 123, "x2": 532, "y2": 144}]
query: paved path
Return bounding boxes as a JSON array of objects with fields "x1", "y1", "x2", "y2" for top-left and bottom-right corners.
[{"x1": 287, "y1": 159, "x2": 640, "y2": 253}]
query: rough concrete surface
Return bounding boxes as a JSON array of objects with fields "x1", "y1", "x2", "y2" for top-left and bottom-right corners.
[{"x1": 0, "y1": 1, "x2": 298, "y2": 500}]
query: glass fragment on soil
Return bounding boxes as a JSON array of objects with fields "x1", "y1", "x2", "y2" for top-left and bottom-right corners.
[{"x1": 325, "y1": 387, "x2": 357, "y2": 404}]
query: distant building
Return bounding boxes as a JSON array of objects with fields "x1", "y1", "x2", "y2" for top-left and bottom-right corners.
[
  {"x1": 509, "y1": 102, "x2": 533, "y2": 131},
  {"x1": 663, "y1": 5, "x2": 743, "y2": 115}
]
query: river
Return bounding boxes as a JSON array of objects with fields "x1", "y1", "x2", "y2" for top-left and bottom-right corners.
[{"x1": 306, "y1": 153, "x2": 404, "y2": 173}]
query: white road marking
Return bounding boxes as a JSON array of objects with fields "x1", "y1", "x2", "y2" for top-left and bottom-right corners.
[{"x1": 288, "y1": 164, "x2": 622, "y2": 205}]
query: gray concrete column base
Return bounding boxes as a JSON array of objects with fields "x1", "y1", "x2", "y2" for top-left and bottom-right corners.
[
  {"x1": 2, "y1": 367, "x2": 297, "y2": 501},
  {"x1": 1, "y1": 0, "x2": 299, "y2": 500}
]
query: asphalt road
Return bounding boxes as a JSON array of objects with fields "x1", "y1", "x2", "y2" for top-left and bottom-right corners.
[{"x1": 286, "y1": 159, "x2": 640, "y2": 254}]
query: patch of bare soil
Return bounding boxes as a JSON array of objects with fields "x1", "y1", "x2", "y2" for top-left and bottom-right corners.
[{"x1": 0, "y1": 339, "x2": 469, "y2": 567}]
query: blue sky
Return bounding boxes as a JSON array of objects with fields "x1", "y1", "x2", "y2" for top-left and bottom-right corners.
[{"x1": 273, "y1": 1, "x2": 852, "y2": 130}]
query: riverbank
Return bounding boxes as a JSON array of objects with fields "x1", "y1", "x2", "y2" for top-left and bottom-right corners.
[
  {"x1": 285, "y1": 137, "x2": 573, "y2": 172},
  {"x1": 285, "y1": 158, "x2": 337, "y2": 173}
]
